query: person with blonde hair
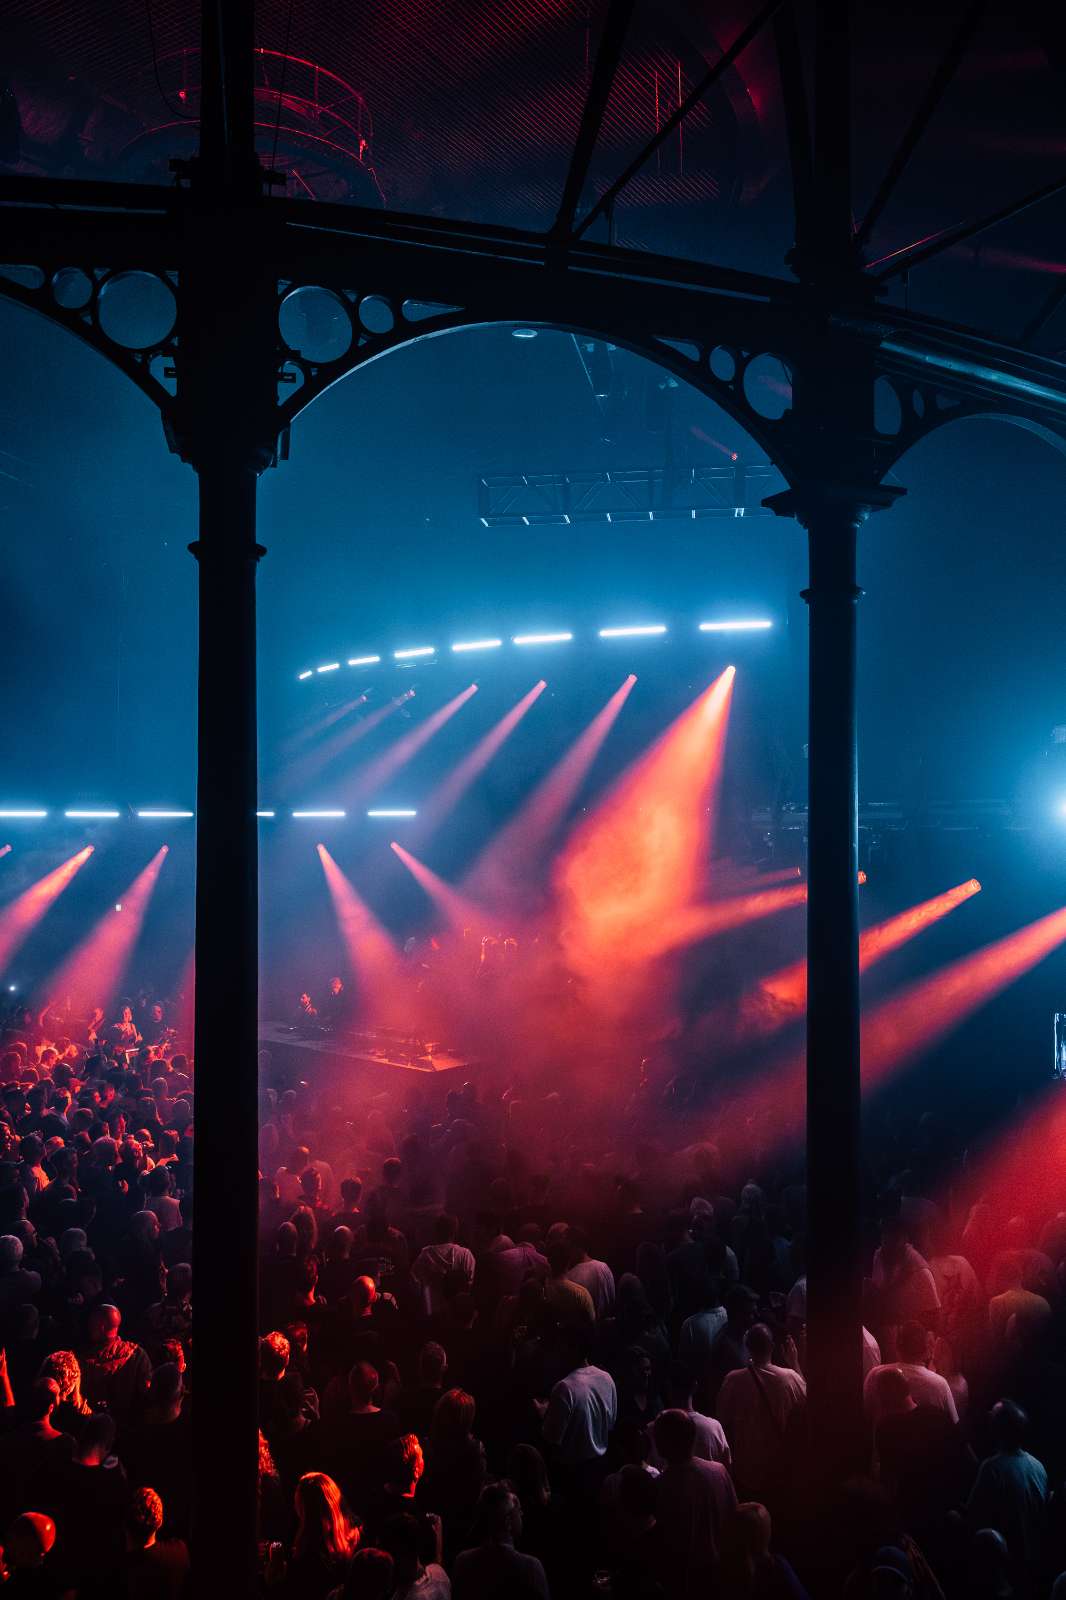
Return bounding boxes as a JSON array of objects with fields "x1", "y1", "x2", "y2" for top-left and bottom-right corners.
[{"x1": 281, "y1": 1471, "x2": 361, "y2": 1599}]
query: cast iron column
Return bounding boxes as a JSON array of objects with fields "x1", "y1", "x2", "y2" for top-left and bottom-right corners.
[
  {"x1": 171, "y1": 3, "x2": 275, "y2": 1588},
  {"x1": 768, "y1": 481, "x2": 899, "y2": 1481}
]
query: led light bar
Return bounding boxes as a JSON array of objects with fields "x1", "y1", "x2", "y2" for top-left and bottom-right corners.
[
  {"x1": 367, "y1": 808, "x2": 417, "y2": 818},
  {"x1": 292, "y1": 809, "x2": 346, "y2": 818},
  {"x1": 513, "y1": 631, "x2": 573, "y2": 646},
  {"x1": 256, "y1": 811, "x2": 276, "y2": 818},
  {"x1": 452, "y1": 639, "x2": 502, "y2": 653},
  {"x1": 0, "y1": 810, "x2": 47, "y2": 819},
  {"x1": 598, "y1": 625, "x2": 667, "y2": 638},
  {"x1": 137, "y1": 810, "x2": 193, "y2": 819},
  {"x1": 348, "y1": 655, "x2": 381, "y2": 667},
  {"x1": 298, "y1": 670, "x2": 313, "y2": 680},
  {"x1": 317, "y1": 662, "x2": 340, "y2": 674},
  {"x1": 394, "y1": 647, "x2": 435, "y2": 660},
  {"x1": 698, "y1": 619, "x2": 773, "y2": 632},
  {"x1": 64, "y1": 810, "x2": 120, "y2": 819}
]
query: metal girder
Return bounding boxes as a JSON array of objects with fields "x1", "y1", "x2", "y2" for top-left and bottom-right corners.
[{"x1": 552, "y1": 0, "x2": 638, "y2": 240}]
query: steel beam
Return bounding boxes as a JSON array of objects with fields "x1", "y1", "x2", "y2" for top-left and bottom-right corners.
[
  {"x1": 552, "y1": 0, "x2": 638, "y2": 240},
  {"x1": 855, "y1": 0, "x2": 985, "y2": 252},
  {"x1": 572, "y1": 0, "x2": 786, "y2": 240}
]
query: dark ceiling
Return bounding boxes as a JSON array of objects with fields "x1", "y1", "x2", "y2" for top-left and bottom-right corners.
[{"x1": 5, "y1": 2, "x2": 1066, "y2": 347}]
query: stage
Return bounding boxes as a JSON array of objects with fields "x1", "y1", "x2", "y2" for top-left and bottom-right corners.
[{"x1": 257, "y1": 1020, "x2": 471, "y2": 1103}]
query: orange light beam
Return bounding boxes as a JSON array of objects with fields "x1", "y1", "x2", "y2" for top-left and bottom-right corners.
[
  {"x1": 0, "y1": 846, "x2": 94, "y2": 973},
  {"x1": 283, "y1": 693, "x2": 411, "y2": 794},
  {"x1": 645, "y1": 883, "x2": 808, "y2": 958},
  {"x1": 761, "y1": 878, "x2": 983, "y2": 1013},
  {"x1": 414, "y1": 680, "x2": 547, "y2": 839},
  {"x1": 466, "y1": 674, "x2": 636, "y2": 898},
  {"x1": 44, "y1": 846, "x2": 168, "y2": 1016},
  {"x1": 554, "y1": 668, "x2": 734, "y2": 972},
  {"x1": 353, "y1": 684, "x2": 479, "y2": 803},
  {"x1": 316, "y1": 844, "x2": 406, "y2": 1027},
  {"x1": 390, "y1": 842, "x2": 492, "y2": 931},
  {"x1": 862, "y1": 900, "x2": 1066, "y2": 1091}
]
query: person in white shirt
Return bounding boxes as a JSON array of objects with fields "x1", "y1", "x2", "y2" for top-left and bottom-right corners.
[
  {"x1": 541, "y1": 1329, "x2": 617, "y2": 1469},
  {"x1": 863, "y1": 1320, "x2": 958, "y2": 1425},
  {"x1": 715, "y1": 1323, "x2": 806, "y2": 1501},
  {"x1": 564, "y1": 1227, "x2": 615, "y2": 1318}
]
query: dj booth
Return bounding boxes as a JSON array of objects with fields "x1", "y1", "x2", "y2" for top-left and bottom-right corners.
[{"x1": 258, "y1": 1020, "x2": 470, "y2": 1108}]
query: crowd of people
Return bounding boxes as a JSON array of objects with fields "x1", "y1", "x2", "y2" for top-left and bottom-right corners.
[{"x1": 1, "y1": 988, "x2": 1066, "y2": 1599}]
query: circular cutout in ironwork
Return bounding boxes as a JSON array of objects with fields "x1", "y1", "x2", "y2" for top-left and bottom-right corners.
[
  {"x1": 279, "y1": 285, "x2": 353, "y2": 364},
  {"x1": 912, "y1": 388, "x2": 926, "y2": 419},
  {"x1": 358, "y1": 294, "x2": 395, "y2": 335},
  {"x1": 742, "y1": 353, "x2": 792, "y2": 419},
  {"x1": 709, "y1": 346, "x2": 737, "y2": 383},
  {"x1": 97, "y1": 271, "x2": 177, "y2": 349},
  {"x1": 52, "y1": 267, "x2": 94, "y2": 311},
  {"x1": 874, "y1": 376, "x2": 903, "y2": 436}
]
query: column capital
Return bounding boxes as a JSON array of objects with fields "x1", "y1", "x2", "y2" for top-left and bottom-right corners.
[{"x1": 764, "y1": 481, "x2": 905, "y2": 528}]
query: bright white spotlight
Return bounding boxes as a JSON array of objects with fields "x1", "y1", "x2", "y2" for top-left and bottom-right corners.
[
  {"x1": 137, "y1": 810, "x2": 193, "y2": 819},
  {"x1": 298, "y1": 670, "x2": 313, "y2": 681},
  {"x1": 0, "y1": 810, "x2": 47, "y2": 819},
  {"x1": 452, "y1": 639, "x2": 502, "y2": 653},
  {"x1": 7, "y1": 985, "x2": 15, "y2": 993},
  {"x1": 598, "y1": 625, "x2": 667, "y2": 638},
  {"x1": 348, "y1": 655, "x2": 381, "y2": 667},
  {"x1": 394, "y1": 647, "x2": 435, "y2": 660},
  {"x1": 292, "y1": 809, "x2": 346, "y2": 819},
  {"x1": 114, "y1": 903, "x2": 123, "y2": 911},
  {"x1": 316, "y1": 662, "x2": 340, "y2": 674},
  {"x1": 367, "y1": 808, "x2": 417, "y2": 818},
  {"x1": 65, "y1": 810, "x2": 120, "y2": 819},
  {"x1": 513, "y1": 631, "x2": 573, "y2": 646},
  {"x1": 256, "y1": 810, "x2": 276, "y2": 818},
  {"x1": 698, "y1": 619, "x2": 773, "y2": 632}
]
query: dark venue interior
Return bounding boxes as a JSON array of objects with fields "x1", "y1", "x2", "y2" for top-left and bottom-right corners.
[{"x1": 5, "y1": 0, "x2": 1066, "y2": 1594}]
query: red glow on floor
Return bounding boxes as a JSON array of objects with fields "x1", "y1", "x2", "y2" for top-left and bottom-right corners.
[
  {"x1": 466, "y1": 675, "x2": 636, "y2": 903},
  {"x1": 415, "y1": 681, "x2": 547, "y2": 838},
  {"x1": 352, "y1": 684, "x2": 478, "y2": 803},
  {"x1": 44, "y1": 847, "x2": 168, "y2": 1016},
  {"x1": 0, "y1": 846, "x2": 94, "y2": 973},
  {"x1": 316, "y1": 845, "x2": 406, "y2": 1027},
  {"x1": 390, "y1": 843, "x2": 490, "y2": 931}
]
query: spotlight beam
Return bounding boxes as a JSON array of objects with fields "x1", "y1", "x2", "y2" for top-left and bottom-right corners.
[
  {"x1": 352, "y1": 684, "x2": 478, "y2": 803},
  {"x1": 466, "y1": 674, "x2": 636, "y2": 899},
  {"x1": 316, "y1": 845, "x2": 405, "y2": 1026},
  {"x1": 282, "y1": 693, "x2": 410, "y2": 794},
  {"x1": 0, "y1": 846, "x2": 94, "y2": 973},
  {"x1": 415, "y1": 680, "x2": 547, "y2": 840},
  {"x1": 43, "y1": 846, "x2": 168, "y2": 1016},
  {"x1": 390, "y1": 843, "x2": 491, "y2": 930}
]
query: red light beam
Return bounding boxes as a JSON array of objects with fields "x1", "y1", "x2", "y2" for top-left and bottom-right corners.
[
  {"x1": 316, "y1": 845, "x2": 406, "y2": 1027},
  {"x1": 390, "y1": 842, "x2": 491, "y2": 931},
  {"x1": 414, "y1": 680, "x2": 547, "y2": 839},
  {"x1": 645, "y1": 883, "x2": 808, "y2": 958},
  {"x1": 283, "y1": 693, "x2": 411, "y2": 795},
  {"x1": 44, "y1": 846, "x2": 168, "y2": 1016},
  {"x1": 0, "y1": 846, "x2": 94, "y2": 973},
  {"x1": 352, "y1": 684, "x2": 479, "y2": 803},
  {"x1": 466, "y1": 675, "x2": 636, "y2": 901},
  {"x1": 760, "y1": 878, "x2": 983, "y2": 1014}
]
